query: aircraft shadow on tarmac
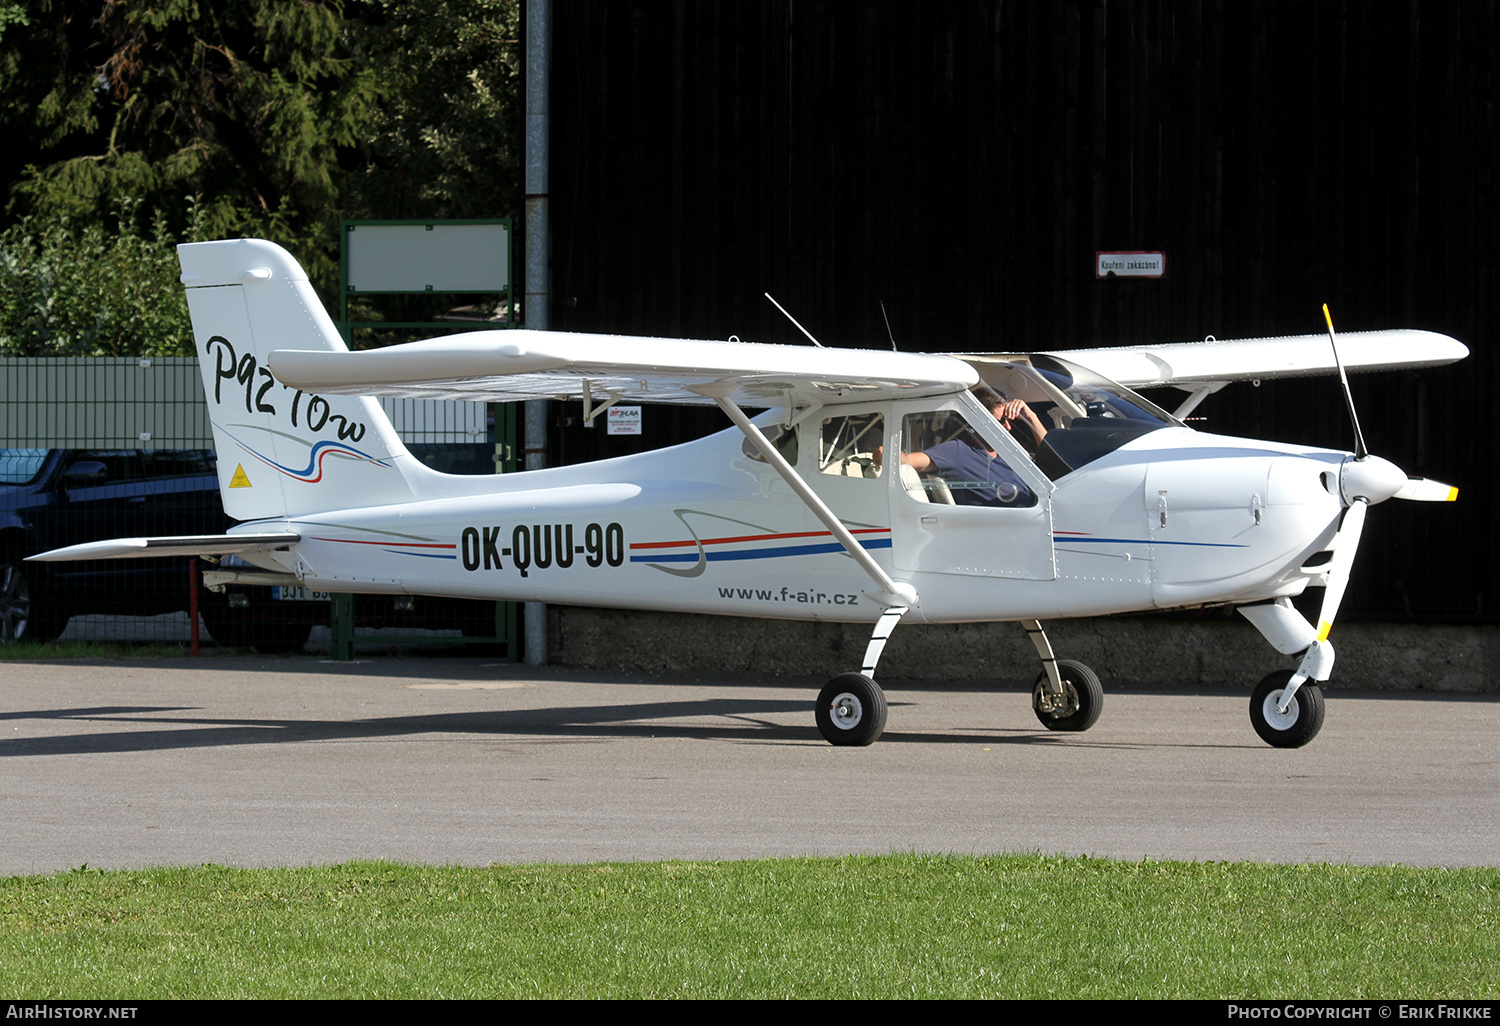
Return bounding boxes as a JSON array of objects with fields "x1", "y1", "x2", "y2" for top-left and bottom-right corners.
[{"x1": 0, "y1": 696, "x2": 1120, "y2": 757}]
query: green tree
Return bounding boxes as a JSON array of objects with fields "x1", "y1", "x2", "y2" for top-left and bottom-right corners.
[
  {"x1": 0, "y1": 0, "x2": 523, "y2": 355},
  {"x1": 0, "y1": 199, "x2": 201, "y2": 356},
  {"x1": 0, "y1": 0, "x2": 382, "y2": 287},
  {"x1": 346, "y1": 0, "x2": 521, "y2": 222}
]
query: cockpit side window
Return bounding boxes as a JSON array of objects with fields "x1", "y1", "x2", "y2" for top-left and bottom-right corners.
[{"x1": 900, "y1": 409, "x2": 1037, "y2": 507}]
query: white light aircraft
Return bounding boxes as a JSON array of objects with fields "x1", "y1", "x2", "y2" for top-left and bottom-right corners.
[{"x1": 32, "y1": 239, "x2": 1466, "y2": 748}]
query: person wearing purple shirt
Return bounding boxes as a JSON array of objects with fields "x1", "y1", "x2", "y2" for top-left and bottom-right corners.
[{"x1": 901, "y1": 385, "x2": 1043, "y2": 507}]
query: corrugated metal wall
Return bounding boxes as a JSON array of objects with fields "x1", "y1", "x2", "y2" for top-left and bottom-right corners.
[{"x1": 549, "y1": 0, "x2": 1496, "y2": 621}]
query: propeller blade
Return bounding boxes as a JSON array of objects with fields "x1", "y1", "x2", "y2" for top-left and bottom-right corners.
[
  {"x1": 1393, "y1": 477, "x2": 1459, "y2": 502},
  {"x1": 1315, "y1": 498, "x2": 1368, "y2": 642},
  {"x1": 1323, "y1": 304, "x2": 1368, "y2": 460}
]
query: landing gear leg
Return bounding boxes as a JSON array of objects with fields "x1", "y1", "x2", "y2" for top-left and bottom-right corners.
[
  {"x1": 1238, "y1": 601, "x2": 1333, "y2": 748},
  {"x1": 814, "y1": 604, "x2": 906, "y2": 746},
  {"x1": 1023, "y1": 620, "x2": 1103, "y2": 732}
]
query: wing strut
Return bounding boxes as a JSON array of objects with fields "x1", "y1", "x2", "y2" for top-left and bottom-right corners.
[
  {"x1": 710, "y1": 394, "x2": 917, "y2": 609},
  {"x1": 580, "y1": 379, "x2": 626, "y2": 423},
  {"x1": 1170, "y1": 381, "x2": 1228, "y2": 419}
]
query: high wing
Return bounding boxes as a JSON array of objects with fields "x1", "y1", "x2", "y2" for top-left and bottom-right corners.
[
  {"x1": 270, "y1": 331, "x2": 978, "y2": 408},
  {"x1": 1029, "y1": 328, "x2": 1468, "y2": 389},
  {"x1": 270, "y1": 327, "x2": 1464, "y2": 411}
]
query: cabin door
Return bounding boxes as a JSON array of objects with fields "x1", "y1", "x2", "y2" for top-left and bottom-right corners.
[{"x1": 888, "y1": 401, "x2": 1057, "y2": 581}]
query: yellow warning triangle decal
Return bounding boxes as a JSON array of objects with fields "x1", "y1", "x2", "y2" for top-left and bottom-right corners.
[{"x1": 229, "y1": 464, "x2": 253, "y2": 489}]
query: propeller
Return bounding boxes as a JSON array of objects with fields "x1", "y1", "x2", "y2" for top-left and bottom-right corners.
[
  {"x1": 1393, "y1": 477, "x2": 1459, "y2": 502},
  {"x1": 1324, "y1": 304, "x2": 1368, "y2": 460},
  {"x1": 1314, "y1": 497, "x2": 1366, "y2": 644},
  {"x1": 1279, "y1": 308, "x2": 1458, "y2": 710}
]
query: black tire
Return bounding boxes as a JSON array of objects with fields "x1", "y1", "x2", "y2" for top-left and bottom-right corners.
[
  {"x1": 1250, "y1": 670, "x2": 1325, "y2": 748},
  {"x1": 1032, "y1": 659, "x2": 1103, "y2": 732},
  {"x1": 815, "y1": 672, "x2": 888, "y2": 746},
  {"x1": 1, "y1": 560, "x2": 68, "y2": 643},
  {"x1": 202, "y1": 608, "x2": 313, "y2": 654}
]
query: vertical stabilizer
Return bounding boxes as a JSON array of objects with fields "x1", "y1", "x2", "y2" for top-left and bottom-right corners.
[{"x1": 178, "y1": 238, "x2": 422, "y2": 520}]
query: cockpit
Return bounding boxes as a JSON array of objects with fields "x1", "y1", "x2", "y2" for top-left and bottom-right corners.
[
  {"x1": 961, "y1": 354, "x2": 1181, "y2": 480},
  {"x1": 737, "y1": 354, "x2": 1179, "y2": 504}
]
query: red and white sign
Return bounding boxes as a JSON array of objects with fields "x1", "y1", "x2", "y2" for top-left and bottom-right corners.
[{"x1": 607, "y1": 406, "x2": 642, "y2": 435}]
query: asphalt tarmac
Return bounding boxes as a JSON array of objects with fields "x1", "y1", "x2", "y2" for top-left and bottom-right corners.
[{"x1": 2, "y1": 654, "x2": 1496, "y2": 874}]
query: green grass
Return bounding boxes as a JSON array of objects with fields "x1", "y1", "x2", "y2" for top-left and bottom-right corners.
[
  {"x1": 0, "y1": 640, "x2": 212, "y2": 660},
  {"x1": 1, "y1": 855, "x2": 1495, "y2": 998}
]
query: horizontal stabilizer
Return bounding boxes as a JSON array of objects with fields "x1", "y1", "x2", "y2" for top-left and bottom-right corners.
[{"x1": 26, "y1": 533, "x2": 301, "y2": 563}]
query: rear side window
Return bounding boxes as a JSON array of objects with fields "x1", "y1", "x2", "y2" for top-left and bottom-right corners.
[
  {"x1": 818, "y1": 413, "x2": 884, "y2": 479},
  {"x1": 741, "y1": 423, "x2": 799, "y2": 466}
]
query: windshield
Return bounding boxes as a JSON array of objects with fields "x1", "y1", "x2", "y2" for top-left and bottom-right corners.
[
  {"x1": 963, "y1": 356, "x2": 1179, "y2": 480},
  {"x1": 0, "y1": 449, "x2": 50, "y2": 485}
]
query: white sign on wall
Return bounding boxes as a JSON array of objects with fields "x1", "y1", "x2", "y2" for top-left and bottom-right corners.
[
  {"x1": 347, "y1": 222, "x2": 511, "y2": 293},
  {"x1": 1096, "y1": 251, "x2": 1165, "y2": 278}
]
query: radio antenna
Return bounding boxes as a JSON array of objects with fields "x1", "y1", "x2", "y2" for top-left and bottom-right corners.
[
  {"x1": 879, "y1": 300, "x2": 898, "y2": 351},
  {"x1": 764, "y1": 293, "x2": 825, "y2": 348}
]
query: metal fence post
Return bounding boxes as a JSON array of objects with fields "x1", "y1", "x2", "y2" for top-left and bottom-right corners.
[{"x1": 330, "y1": 594, "x2": 355, "y2": 661}]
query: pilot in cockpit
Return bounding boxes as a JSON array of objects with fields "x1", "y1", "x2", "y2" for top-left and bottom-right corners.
[
  {"x1": 977, "y1": 383, "x2": 1049, "y2": 453},
  {"x1": 895, "y1": 385, "x2": 1041, "y2": 507}
]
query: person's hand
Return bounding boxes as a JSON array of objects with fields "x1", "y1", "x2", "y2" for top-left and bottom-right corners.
[{"x1": 994, "y1": 400, "x2": 1047, "y2": 439}]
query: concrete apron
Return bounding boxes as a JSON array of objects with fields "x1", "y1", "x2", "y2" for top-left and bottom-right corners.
[{"x1": 549, "y1": 606, "x2": 1499, "y2": 694}]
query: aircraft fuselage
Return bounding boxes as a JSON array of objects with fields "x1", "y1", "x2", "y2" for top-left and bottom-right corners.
[{"x1": 235, "y1": 401, "x2": 1345, "y2": 627}]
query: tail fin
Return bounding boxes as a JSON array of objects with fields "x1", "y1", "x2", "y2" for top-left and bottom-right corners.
[{"x1": 179, "y1": 238, "x2": 423, "y2": 521}]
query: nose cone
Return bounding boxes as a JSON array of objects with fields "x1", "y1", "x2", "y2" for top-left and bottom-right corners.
[{"x1": 1340, "y1": 454, "x2": 1408, "y2": 506}]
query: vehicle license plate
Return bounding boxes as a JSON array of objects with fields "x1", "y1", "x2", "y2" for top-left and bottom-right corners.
[{"x1": 271, "y1": 586, "x2": 331, "y2": 601}]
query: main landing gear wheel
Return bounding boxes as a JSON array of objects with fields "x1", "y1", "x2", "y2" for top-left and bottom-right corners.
[
  {"x1": 1032, "y1": 659, "x2": 1103, "y2": 732},
  {"x1": 815, "y1": 672, "x2": 888, "y2": 747},
  {"x1": 1250, "y1": 670, "x2": 1325, "y2": 748}
]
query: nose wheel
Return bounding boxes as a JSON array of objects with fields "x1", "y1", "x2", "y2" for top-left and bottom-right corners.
[
  {"x1": 1249, "y1": 670, "x2": 1325, "y2": 748},
  {"x1": 815, "y1": 673, "x2": 888, "y2": 746}
]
